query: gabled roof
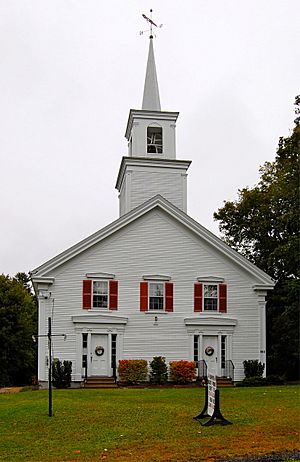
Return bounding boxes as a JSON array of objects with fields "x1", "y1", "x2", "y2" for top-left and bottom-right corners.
[{"x1": 31, "y1": 194, "x2": 274, "y2": 288}]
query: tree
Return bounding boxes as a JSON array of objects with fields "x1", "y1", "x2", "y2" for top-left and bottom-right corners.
[
  {"x1": 214, "y1": 97, "x2": 299, "y2": 379},
  {"x1": 0, "y1": 273, "x2": 37, "y2": 386}
]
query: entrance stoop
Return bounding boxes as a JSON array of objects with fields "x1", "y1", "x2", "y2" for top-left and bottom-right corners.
[
  {"x1": 83, "y1": 376, "x2": 118, "y2": 389},
  {"x1": 216, "y1": 377, "x2": 234, "y2": 387}
]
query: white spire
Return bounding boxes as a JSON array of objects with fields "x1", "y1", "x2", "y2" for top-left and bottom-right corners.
[{"x1": 142, "y1": 37, "x2": 161, "y2": 111}]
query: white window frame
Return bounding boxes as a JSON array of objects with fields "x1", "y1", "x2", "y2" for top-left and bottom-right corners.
[
  {"x1": 92, "y1": 280, "x2": 109, "y2": 310},
  {"x1": 203, "y1": 283, "x2": 218, "y2": 312},
  {"x1": 147, "y1": 126, "x2": 163, "y2": 154},
  {"x1": 149, "y1": 281, "x2": 164, "y2": 311}
]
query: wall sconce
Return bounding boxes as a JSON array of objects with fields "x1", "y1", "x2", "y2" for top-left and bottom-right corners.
[{"x1": 154, "y1": 316, "x2": 158, "y2": 326}]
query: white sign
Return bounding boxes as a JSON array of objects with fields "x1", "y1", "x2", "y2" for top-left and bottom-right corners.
[{"x1": 207, "y1": 373, "x2": 216, "y2": 416}]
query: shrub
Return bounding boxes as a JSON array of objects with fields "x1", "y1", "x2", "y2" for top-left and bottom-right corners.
[
  {"x1": 52, "y1": 359, "x2": 72, "y2": 389},
  {"x1": 118, "y1": 360, "x2": 148, "y2": 384},
  {"x1": 169, "y1": 360, "x2": 196, "y2": 384},
  {"x1": 236, "y1": 376, "x2": 267, "y2": 387},
  {"x1": 266, "y1": 374, "x2": 285, "y2": 385},
  {"x1": 149, "y1": 356, "x2": 168, "y2": 384},
  {"x1": 243, "y1": 360, "x2": 265, "y2": 378}
]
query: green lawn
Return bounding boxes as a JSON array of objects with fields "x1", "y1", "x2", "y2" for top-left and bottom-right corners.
[{"x1": 0, "y1": 386, "x2": 299, "y2": 462}]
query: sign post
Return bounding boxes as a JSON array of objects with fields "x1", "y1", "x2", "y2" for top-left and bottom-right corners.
[{"x1": 194, "y1": 373, "x2": 232, "y2": 426}]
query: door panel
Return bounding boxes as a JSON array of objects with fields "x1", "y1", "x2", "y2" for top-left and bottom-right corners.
[
  {"x1": 203, "y1": 336, "x2": 218, "y2": 376},
  {"x1": 91, "y1": 334, "x2": 108, "y2": 376}
]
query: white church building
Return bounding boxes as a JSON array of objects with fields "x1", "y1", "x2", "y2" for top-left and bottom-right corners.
[{"x1": 31, "y1": 36, "x2": 274, "y2": 387}]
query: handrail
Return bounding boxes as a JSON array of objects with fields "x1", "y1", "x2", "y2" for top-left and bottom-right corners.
[
  {"x1": 225, "y1": 360, "x2": 235, "y2": 382},
  {"x1": 197, "y1": 359, "x2": 208, "y2": 383}
]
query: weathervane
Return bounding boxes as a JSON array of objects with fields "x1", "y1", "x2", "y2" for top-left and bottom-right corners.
[{"x1": 140, "y1": 9, "x2": 163, "y2": 38}]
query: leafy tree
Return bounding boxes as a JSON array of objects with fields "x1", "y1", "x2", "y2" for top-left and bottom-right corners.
[
  {"x1": 0, "y1": 273, "x2": 37, "y2": 386},
  {"x1": 214, "y1": 97, "x2": 299, "y2": 379}
]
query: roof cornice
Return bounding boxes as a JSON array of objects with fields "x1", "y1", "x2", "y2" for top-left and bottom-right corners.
[{"x1": 115, "y1": 156, "x2": 191, "y2": 191}]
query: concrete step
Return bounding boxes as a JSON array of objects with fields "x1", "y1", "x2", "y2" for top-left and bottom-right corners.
[
  {"x1": 84, "y1": 376, "x2": 118, "y2": 389},
  {"x1": 216, "y1": 377, "x2": 234, "y2": 387}
]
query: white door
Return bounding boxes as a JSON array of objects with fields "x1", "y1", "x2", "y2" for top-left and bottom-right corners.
[
  {"x1": 91, "y1": 334, "x2": 108, "y2": 376},
  {"x1": 203, "y1": 336, "x2": 219, "y2": 376}
]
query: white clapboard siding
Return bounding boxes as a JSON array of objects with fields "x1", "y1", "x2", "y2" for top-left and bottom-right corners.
[{"x1": 38, "y1": 208, "x2": 265, "y2": 382}]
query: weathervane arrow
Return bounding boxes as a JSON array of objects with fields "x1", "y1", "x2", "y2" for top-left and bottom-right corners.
[{"x1": 140, "y1": 9, "x2": 162, "y2": 38}]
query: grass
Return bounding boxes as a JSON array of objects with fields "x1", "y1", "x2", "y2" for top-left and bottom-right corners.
[{"x1": 0, "y1": 385, "x2": 299, "y2": 462}]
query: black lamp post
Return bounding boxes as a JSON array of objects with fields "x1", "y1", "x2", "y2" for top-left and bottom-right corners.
[{"x1": 33, "y1": 316, "x2": 66, "y2": 417}]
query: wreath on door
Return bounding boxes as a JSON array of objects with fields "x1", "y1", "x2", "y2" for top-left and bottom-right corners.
[
  {"x1": 95, "y1": 345, "x2": 105, "y2": 356},
  {"x1": 205, "y1": 346, "x2": 214, "y2": 356}
]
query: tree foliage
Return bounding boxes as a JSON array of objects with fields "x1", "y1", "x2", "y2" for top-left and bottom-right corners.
[
  {"x1": 214, "y1": 97, "x2": 299, "y2": 379},
  {"x1": 0, "y1": 273, "x2": 37, "y2": 386}
]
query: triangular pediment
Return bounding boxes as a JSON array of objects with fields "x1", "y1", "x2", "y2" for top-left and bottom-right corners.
[{"x1": 31, "y1": 194, "x2": 274, "y2": 288}]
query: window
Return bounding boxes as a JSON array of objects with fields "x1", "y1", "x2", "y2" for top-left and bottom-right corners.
[
  {"x1": 82, "y1": 333, "x2": 88, "y2": 349},
  {"x1": 203, "y1": 284, "x2": 218, "y2": 311},
  {"x1": 82, "y1": 279, "x2": 118, "y2": 310},
  {"x1": 147, "y1": 126, "x2": 163, "y2": 154},
  {"x1": 194, "y1": 335, "x2": 199, "y2": 362},
  {"x1": 221, "y1": 335, "x2": 226, "y2": 369},
  {"x1": 140, "y1": 280, "x2": 173, "y2": 312},
  {"x1": 194, "y1": 282, "x2": 227, "y2": 313},
  {"x1": 93, "y1": 281, "x2": 108, "y2": 308},
  {"x1": 149, "y1": 282, "x2": 164, "y2": 310}
]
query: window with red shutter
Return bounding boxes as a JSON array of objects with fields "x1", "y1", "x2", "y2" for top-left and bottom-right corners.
[
  {"x1": 109, "y1": 280, "x2": 118, "y2": 310},
  {"x1": 219, "y1": 283, "x2": 227, "y2": 313},
  {"x1": 82, "y1": 280, "x2": 92, "y2": 309},
  {"x1": 194, "y1": 283, "x2": 203, "y2": 312},
  {"x1": 165, "y1": 282, "x2": 173, "y2": 312},
  {"x1": 140, "y1": 282, "x2": 148, "y2": 311}
]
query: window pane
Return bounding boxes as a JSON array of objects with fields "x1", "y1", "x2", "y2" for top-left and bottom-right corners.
[
  {"x1": 93, "y1": 295, "x2": 108, "y2": 308},
  {"x1": 150, "y1": 283, "x2": 163, "y2": 297},
  {"x1": 204, "y1": 285, "x2": 217, "y2": 298},
  {"x1": 204, "y1": 298, "x2": 217, "y2": 311},
  {"x1": 93, "y1": 281, "x2": 108, "y2": 294}
]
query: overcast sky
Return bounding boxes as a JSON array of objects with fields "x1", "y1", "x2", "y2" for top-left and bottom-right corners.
[{"x1": 0, "y1": 0, "x2": 299, "y2": 277}]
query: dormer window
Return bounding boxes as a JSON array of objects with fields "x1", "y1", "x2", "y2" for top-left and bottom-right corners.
[{"x1": 147, "y1": 126, "x2": 162, "y2": 154}]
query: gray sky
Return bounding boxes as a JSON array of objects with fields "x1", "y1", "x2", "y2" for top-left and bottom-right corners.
[{"x1": 1, "y1": 0, "x2": 299, "y2": 277}]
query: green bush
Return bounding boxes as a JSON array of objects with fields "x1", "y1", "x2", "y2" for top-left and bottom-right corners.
[
  {"x1": 52, "y1": 358, "x2": 72, "y2": 389},
  {"x1": 266, "y1": 374, "x2": 285, "y2": 385},
  {"x1": 149, "y1": 356, "x2": 168, "y2": 384},
  {"x1": 236, "y1": 376, "x2": 267, "y2": 387},
  {"x1": 169, "y1": 360, "x2": 196, "y2": 384},
  {"x1": 118, "y1": 359, "x2": 148, "y2": 384},
  {"x1": 243, "y1": 359, "x2": 265, "y2": 378}
]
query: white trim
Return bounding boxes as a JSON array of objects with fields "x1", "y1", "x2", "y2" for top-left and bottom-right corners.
[
  {"x1": 72, "y1": 314, "x2": 128, "y2": 325},
  {"x1": 197, "y1": 276, "x2": 224, "y2": 283},
  {"x1": 253, "y1": 284, "x2": 274, "y2": 291},
  {"x1": 185, "y1": 316, "x2": 237, "y2": 327},
  {"x1": 86, "y1": 272, "x2": 115, "y2": 280},
  {"x1": 142, "y1": 274, "x2": 171, "y2": 281}
]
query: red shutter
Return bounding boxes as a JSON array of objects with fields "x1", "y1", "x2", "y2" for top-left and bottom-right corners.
[
  {"x1": 82, "y1": 280, "x2": 92, "y2": 309},
  {"x1": 194, "y1": 283, "x2": 203, "y2": 312},
  {"x1": 165, "y1": 282, "x2": 173, "y2": 312},
  {"x1": 219, "y1": 283, "x2": 227, "y2": 313},
  {"x1": 140, "y1": 282, "x2": 148, "y2": 312},
  {"x1": 109, "y1": 280, "x2": 118, "y2": 310}
]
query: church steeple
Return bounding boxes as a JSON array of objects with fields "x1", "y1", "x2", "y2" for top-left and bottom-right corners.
[
  {"x1": 142, "y1": 37, "x2": 161, "y2": 111},
  {"x1": 116, "y1": 24, "x2": 191, "y2": 217}
]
